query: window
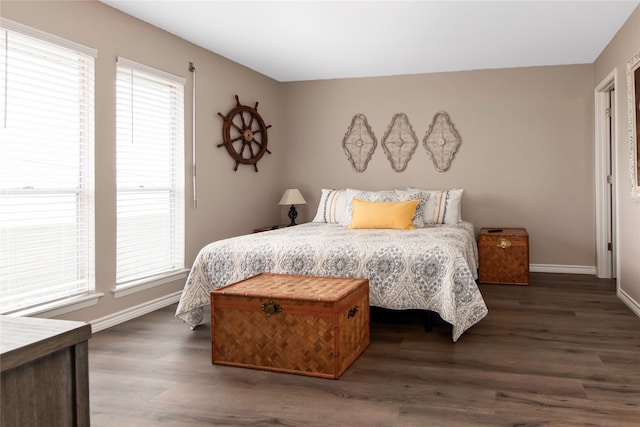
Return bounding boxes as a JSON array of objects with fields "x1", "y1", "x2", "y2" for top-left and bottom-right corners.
[
  {"x1": 0, "y1": 19, "x2": 96, "y2": 313},
  {"x1": 115, "y1": 57, "x2": 185, "y2": 286}
]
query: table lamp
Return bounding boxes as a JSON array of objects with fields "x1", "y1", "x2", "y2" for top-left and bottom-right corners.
[{"x1": 279, "y1": 188, "x2": 306, "y2": 226}]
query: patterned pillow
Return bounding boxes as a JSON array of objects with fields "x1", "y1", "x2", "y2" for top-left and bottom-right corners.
[
  {"x1": 311, "y1": 189, "x2": 350, "y2": 224},
  {"x1": 341, "y1": 189, "x2": 428, "y2": 228},
  {"x1": 340, "y1": 189, "x2": 397, "y2": 227},
  {"x1": 395, "y1": 189, "x2": 430, "y2": 228},
  {"x1": 407, "y1": 188, "x2": 463, "y2": 224}
]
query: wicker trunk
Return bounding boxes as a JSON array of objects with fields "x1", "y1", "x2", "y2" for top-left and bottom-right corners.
[
  {"x1": 478, "y1": 228, "x2": 529, "y2": 285},
  {"x1": 210, "y1": 273, "x2": 370, "y2": 379}
]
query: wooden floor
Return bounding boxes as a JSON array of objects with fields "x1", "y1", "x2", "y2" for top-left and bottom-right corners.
[{"x1": 89, "y1": 273, "x2": 640, "y2": 426}]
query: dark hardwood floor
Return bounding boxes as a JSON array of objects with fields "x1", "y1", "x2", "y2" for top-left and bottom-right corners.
[{"x1": 88, "y1": 273, "x2": 640, "y2": 426}]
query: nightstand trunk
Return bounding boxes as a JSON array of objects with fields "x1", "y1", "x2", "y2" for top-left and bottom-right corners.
[{"x1": 478, "y1": 227, "x2": 529, "y2": 285}]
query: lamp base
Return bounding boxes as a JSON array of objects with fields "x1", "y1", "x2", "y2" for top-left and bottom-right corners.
[{"x1": 287, "y1": 205, "x2": 298, "y2": 226}]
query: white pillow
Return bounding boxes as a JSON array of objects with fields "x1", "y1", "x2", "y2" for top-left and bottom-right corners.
[
  {"x1": 407, "y1": 188, "x2": 463, "y2": 224},
  {"x1": 341, "y1": 188, "x2": 428, "y2": 228},
  {"x1": 312, "y1": 189, "x2": 350, "y2": 224}
]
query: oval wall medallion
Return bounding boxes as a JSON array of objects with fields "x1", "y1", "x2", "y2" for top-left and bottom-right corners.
[
  {"x1": 381, "y1": 113, "x2": 418, "y2": 172},
  {"x1": 342, "y1": 114, "x2": 377, "y2": 172},
  {"x1": 423, "y1": 111, "x2": 461, "y2": 172}
]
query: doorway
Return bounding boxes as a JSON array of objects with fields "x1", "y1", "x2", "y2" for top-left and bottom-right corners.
[{"x1": 594, "y1": 72, "x2": 618, "y2": 279}]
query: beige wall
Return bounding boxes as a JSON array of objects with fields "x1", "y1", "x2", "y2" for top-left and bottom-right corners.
[
  {"x1": 282, "y1": 65, "x2": 596, "y2": 268},
  {"x1": 594, "y1": 6, "x2": 640, "y2": 310},
  {"x1": 1, "y1": 1, "x2": 284, "y2": 322},
  {"x1": 3, "y1": 1, "x2": 637, "y2": 325}
]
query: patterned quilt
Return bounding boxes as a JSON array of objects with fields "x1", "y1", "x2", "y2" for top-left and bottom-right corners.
[{"x1": 175, "y1": 222, "x2": 488, "y2": 341}]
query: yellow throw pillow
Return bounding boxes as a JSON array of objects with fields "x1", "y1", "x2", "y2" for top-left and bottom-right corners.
[{"x1": 346, "y1": 198, "x2": 419, "y2": 230}]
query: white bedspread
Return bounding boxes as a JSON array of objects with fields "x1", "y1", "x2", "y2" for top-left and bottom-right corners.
[{"x1": 176, "y1": 222, "x2": 487, "y2": 341}]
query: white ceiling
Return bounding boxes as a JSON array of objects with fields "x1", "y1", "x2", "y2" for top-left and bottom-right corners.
[{"x1": 100, "y1": 0, "x2": 639, "y2": 82}]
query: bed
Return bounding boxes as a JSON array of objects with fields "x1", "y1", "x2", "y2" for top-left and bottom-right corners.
[{"x1": 176, "y1": 187, "x2": 488, "y2": 342}]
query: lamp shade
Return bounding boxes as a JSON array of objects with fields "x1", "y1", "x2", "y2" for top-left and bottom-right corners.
[{"x1": 279, "y1": 188, "x2": 306, "y2": 205}]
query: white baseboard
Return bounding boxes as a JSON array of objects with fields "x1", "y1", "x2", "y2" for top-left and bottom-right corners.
[
  {"x1": 618, "y1": 288, "x2": 640, "y2": 318},
  {"x1": 529, "y1": 264, "x2": 596, "y2": 275},
  {"x1": 90, "y1": 291, "x2": 182, "y2": 333}
]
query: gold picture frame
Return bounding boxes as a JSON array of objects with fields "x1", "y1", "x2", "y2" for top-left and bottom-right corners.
[{"x1": 627, "y1": 50, "x2": 640, "y2": 200}]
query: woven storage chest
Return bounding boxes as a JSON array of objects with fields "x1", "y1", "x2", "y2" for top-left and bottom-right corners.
[
  {"x1": 210, "y1": 273, "x2": 370, "y2": 379},
  {"x1": 478, "y1": 228, "x2": 529, "y2": 285}
]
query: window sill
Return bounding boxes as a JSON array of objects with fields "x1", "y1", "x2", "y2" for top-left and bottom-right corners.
[
  {"x1": 112, "y1": 269, "x2": 189, "y2": 299},
  {"x1": 7, "y1": 292, "x2": 104, "y2": 319}
]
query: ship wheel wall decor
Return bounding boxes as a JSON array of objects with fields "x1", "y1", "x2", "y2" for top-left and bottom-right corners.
[{"x1": 217, "y1": 95, "x2": 272, "y2": 171}]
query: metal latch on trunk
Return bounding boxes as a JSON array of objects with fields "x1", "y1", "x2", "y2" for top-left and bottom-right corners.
[{"x1": 261, "y1": 301, "x2": 282, "y2": 316}]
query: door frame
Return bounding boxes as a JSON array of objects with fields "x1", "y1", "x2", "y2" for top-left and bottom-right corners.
[{"x1": 594, "y1": 70, "x2": 618, "y2": 279}]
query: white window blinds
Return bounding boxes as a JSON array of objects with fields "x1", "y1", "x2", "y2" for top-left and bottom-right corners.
[
  {"x1": 115, "y1": 57, "x2": 185, "y2": 285},
  {"x1": 0, "y1": 19, "x2": 96, "y2": 313}
]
